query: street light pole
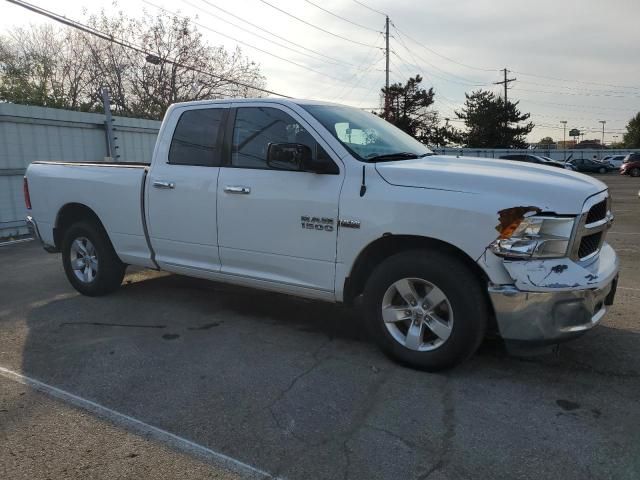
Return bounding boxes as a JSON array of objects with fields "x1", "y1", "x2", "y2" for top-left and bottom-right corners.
[
  {"x1": 560, "y1": 120, "x2": 567, "y2": 161},
  {"x1": 599, "y1": 120, "x2": 606, "y2": 154}
]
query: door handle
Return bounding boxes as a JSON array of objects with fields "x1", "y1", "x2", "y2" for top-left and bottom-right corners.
[
  {"x1": 224, "y1": 186, "x2": 251, "y2": 194},
  {"x1": 153, "y1": 181, "x2": 175, "y2": 189}
]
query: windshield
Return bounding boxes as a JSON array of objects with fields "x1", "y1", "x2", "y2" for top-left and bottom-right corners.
[{"x1": 301, "y1": 104, "x2": 432, "y2": 161}]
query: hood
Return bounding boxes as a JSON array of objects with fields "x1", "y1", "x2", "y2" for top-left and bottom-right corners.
[{"x1": 375, "y1": 155, "x2": 607, "y2": 214}]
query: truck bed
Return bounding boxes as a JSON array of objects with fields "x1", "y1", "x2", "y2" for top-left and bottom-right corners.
[{"x1": 26, "y1": 161, "x2": 154, "y2": 267}]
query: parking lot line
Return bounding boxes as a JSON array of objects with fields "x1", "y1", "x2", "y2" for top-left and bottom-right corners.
[
  {"x1": 0, "y1": 366, "x2": 276, "y2": 480},
  {"x1": 0, "y1": 237, "x2": 34, "y2": 247}
]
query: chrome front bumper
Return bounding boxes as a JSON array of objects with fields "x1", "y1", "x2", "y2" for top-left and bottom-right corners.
[{"x1": 488, "y1": 243, "x2": 619, "y2": 343}]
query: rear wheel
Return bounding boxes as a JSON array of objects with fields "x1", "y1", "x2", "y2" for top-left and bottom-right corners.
[
  {"x1": 61, "y1": 221, "x2": 125, "y2": 296},
  {"x1": 630, "y1": 167, "x2": 640, "y2": 177},
  {"x1": 598, "y1": 167, "x2": 607, "y2": 174},
  {"x1": 363, "y1": 249, "x2": 488, "y2": 371}
]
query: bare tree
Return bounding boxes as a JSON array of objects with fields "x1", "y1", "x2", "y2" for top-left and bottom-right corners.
[{"x1": 0, "y1": 8, "x2": 266, "y2": 119}]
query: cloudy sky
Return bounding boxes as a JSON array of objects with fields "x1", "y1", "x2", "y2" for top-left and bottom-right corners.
[{"x1": 3, "y1": 0, "x2": 639, "y2": 142}]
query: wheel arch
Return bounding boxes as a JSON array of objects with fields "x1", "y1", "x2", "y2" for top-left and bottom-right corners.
[
  {"x1": 53, "y1": 203, "x2": 111, "y2": 250},
  {"x1": 343, "y1": 234, "x2": 492, "y2": 308}
]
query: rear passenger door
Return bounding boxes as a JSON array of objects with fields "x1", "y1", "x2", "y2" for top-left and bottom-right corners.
[{"x1": 147, "y1": 104, "x2": 229, "y2": 272}]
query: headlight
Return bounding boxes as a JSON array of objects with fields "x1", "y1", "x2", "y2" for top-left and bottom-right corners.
[{"x1": 490, "y1": 216, "x2": 575, "y2": 258}]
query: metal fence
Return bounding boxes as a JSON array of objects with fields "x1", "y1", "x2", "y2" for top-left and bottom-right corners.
[
  {"x1": 1, "y1": 103, "x2": 638, "y2": 239},
  {"x1": 0, "y1": 103, "x2": 160, "y2": 239},
  {"x1": 431, "y1": 148, "x2": 640, "y2": 162}
]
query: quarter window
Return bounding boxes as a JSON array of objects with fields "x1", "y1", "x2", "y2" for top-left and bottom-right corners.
[{"x1": 169, "y1": 108, "x2": 225, "y2": 166}]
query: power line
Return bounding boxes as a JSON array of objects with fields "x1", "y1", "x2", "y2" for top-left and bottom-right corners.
[
  {"x1": 517, "y1": 97, "x2": 639, "y2": 113},
  {"x1": 350, "y1": 0, "x2": 387, "y2": 17},
  {"x1": 326, "y1": 36, "x2": 384, "y2": 101},
  {"x1": 390, "y1": 28, "x2": 490, "y2": 87},
  {"x1": 6, "y1": 0, "x2": 291, "y2": 98},
  {"x1": 390, "y1": 48, "x2": 486, "y2": 88},
  {"x1": 256, "y1": 0, "x2": 381, "y2": 49},
  {"x1": 518, "y1": 80, "x2": 638, "y2": 96},
  {"x1": 334, "y1": 56, "x2": 384, "y2": 102},
  {"x1": 143, "y1": 0, "x2": 356, "y2": 84},
  {"x1": 512, "y1": 70, "x2": 640, "y2": 91},
  {"x1": 303, "y1": 0, "x2": 382, "y2": 33},
  {"x1": 511, "y1": 85, "x2": 640, "y2": 99},
  {"x1": 530, "y1": 112, "x2": 629, "y2": 123},
  {"x1": 194, "y1": 0, "x2": 361, "y2": 68},
  {"x1": 179, "y1": 0, "x2": 352, "y2": 68},
  {"x1": 391, "y1": 21, "x2": 498, "y2": 73}
]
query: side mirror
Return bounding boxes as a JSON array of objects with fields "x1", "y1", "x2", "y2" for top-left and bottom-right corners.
[{"x1": 267, "y1": 143, "x2": 312, "y2": 171}]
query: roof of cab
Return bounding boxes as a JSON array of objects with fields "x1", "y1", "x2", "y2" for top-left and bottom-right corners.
[{"x1": 170, "y1": 97, "x2": 344, "y2": 109}]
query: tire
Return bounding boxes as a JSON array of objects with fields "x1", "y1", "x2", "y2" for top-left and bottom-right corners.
[
  {"x1": 598, "y1": 167, "x2": 606, "y2": 174},
  {"x1": 61, "y1": 221, "x2": 125, "y2": 296},
  {"x1": 363, "y1": 249, "x2": 488, "y2": 371},
  {"x1": 631, "y1": 168, "x2": 640, "y2": 177}
]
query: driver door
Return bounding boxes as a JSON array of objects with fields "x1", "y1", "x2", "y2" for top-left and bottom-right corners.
[{"x1": 217, "y1": 104, "x2": 344, "y2": 292}]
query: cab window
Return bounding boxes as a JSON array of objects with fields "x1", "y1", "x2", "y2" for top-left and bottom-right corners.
[{"x1": 169, "y1": 108, "x2": 225, "y2": 166}]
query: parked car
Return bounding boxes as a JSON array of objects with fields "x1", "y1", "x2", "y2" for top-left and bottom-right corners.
[
  {"x1": 499, "y1": 154, "x2": 565, "y2": 168},
  {"x1": 565, "y1": 158, "x2": 615, "y2": 173},
  {"x1": 620, "y1": 153, "x2": 640, "y2": 177},
  {"x1": 602, "y1": 155, "x2": 627, "y2": 169},
  {"x1": 24, "y1": 98, "x2": 619, "y2": 371}
]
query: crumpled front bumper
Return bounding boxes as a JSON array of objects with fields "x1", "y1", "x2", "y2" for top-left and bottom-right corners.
[{"x1": 487, "y1": 243, "x2": 619, "y2": 343}]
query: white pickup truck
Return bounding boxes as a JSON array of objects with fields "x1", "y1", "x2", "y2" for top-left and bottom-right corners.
[{"x1": 24, "y1": 99, "x2": 619, "y2": 370}]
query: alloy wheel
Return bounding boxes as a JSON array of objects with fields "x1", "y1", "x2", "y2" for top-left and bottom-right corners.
[
  {"x1": 70, "y1": 237, "x2": 98, "y2": 283},
  {"x1": 381, "y1": 278, "x2": 454, "y2": 351}
]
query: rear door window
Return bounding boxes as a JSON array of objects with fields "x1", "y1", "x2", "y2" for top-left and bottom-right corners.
[{"x1": 169, "y1": 108, "x2": 226, "y2": 166}]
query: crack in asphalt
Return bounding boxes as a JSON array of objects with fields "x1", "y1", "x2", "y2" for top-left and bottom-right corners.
[
  {"x1": 338, "y1": 372, "x2": 391, "y2": 480},
  {"x1": 59, "y1": 322, "x2": 167, "y2": 329},
  {"x1": 418, "y1": 377, "x2": 456, "y2": 480},
  {"x1": 265, "y1": 339, "x2": 334, "y2": 477},
  {"x1": 363, "y1": 424, "x2": 416, "y2": 451}
]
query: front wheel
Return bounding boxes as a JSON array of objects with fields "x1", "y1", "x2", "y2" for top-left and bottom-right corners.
[
  {"x1": 363, "y1": 249, "x2": 488, "y2": 371},
  {"x1": 61, "y1": 221, "x2": 125, "y2": 296},
  {"x1": 598, "y1": 167, "x2": 607, "y2": 174}
]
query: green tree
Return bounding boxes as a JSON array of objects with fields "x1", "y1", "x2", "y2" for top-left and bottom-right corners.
[
  {"x1": 539, "y1": 136, "x2": 554, "y2": 145},
  {"x1": 623, "y1": 113, "x2": 640, "y2": 148},
  {"x1": 379, "y1": 75, "x2": 455, "y2": 146},
  {"x1": 454, "y1": 90, "x2": 534, "y2": 148}
]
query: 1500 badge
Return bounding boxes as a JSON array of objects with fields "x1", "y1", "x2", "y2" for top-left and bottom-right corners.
[{"x1": 301, "y1": 216, "x2": 334, "y2": 232}]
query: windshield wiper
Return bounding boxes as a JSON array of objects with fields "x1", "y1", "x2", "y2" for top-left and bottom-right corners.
[{"x1": 366, "y1": 152, "x2": 431, "y2": 162}]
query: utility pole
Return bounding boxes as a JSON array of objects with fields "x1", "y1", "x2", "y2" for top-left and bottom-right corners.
[
  {"x1": 100, "y1": 86, "x2": 119, "y2": 162},
  {"x1": 560, "y1": 120, "x2": 567, "y2": 161},
  {"x1": 494, "y1": 68, "x2": 516, "y2": 145},
  {"x1": 599, "y1": 120, "x2": 606, "y2": 151},
  {"x1": 384, "y1": 15, "x2": 390, "y2": 119}
]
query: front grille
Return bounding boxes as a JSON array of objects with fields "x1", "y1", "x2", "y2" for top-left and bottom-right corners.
[
  {"x1": 578, "y1": 232, "x2": 603, "y2": 259},
  {"x1": 586, "y1": 199, "x2": 607, "y2": 224}
]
